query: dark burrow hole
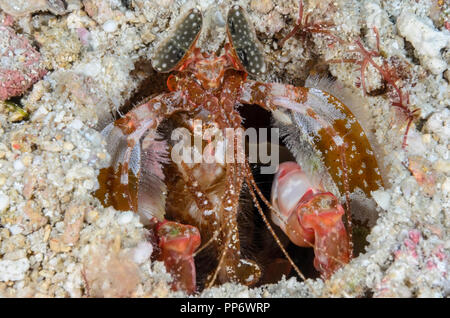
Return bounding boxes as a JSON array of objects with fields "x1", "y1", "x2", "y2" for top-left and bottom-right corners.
[{"x1": 99, "y1": 63, "x2": 379, "y2": 291}]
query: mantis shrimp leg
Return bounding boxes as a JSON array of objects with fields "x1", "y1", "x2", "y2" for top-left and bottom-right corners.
[
  {"x1": 100, "y1": 91, "x2": 205, "y2": 293},
  {"x1": 239, "y1": 81, "x2": 384, "y2": 277},
  {"x1": 101, "y1": 91, "x2": 188, "y2": 221}
]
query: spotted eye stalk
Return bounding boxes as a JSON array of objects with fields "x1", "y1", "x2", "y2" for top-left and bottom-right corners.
[
  {"x1": 152, "y1": 8, "x2": 203, "y2": 73},
  {"x1": 227, "y1": 5, "x2": 266, "y2": 76}
]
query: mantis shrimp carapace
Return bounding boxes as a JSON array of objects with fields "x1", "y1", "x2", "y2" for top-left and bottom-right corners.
[{"x1": 94, "y1": 5, "x2": 384, "y2": 294}]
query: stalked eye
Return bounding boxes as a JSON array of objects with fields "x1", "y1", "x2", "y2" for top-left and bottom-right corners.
[
  {"x1": 227, "y1": 5, "x2": 266, "y2": 76},
  {"x1": 152, "y1": 8, "x2": 203, "y2": 73}
]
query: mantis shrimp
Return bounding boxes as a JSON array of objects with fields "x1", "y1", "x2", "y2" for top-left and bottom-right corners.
[{"x1": 95, "y1": 5, "x2": 384, "y2": 294}]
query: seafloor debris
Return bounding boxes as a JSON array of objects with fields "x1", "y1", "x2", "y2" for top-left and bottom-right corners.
[
  {"x1": 407, "y1": 156, "x2": 437, "y2": 196},
  {"x1": 397, "y1": 10, "x2": 450, "y2": 75},
  {"x1": 0, "y1": 26, "x2": 47, "y2": 100},
  {"x1": 34, "y1": 22, "x2": 82, "y2": 70},
  {"x1": 0, "y1": 0, "x2": 66, "y2": 17},
  {"x1": 83, "y1": 0, "x2": 125, "y2": 24},
  {"x1": 0, "y1": 100, "x2": 28, "y2": 122}
]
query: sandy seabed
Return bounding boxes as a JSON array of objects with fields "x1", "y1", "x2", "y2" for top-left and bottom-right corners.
[{"x1": 0, "y1": 0, "x2": 448, "y2": 297}]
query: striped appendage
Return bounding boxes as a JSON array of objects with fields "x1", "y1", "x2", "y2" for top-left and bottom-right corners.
[{"x1": 98, "y1": 91, "x2": 188, "y2": 222}]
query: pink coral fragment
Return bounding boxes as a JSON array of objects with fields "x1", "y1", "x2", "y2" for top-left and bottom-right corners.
[
  {"x1": 76, "y1": 28, "x2": 91, "y2": 46},
  {"x1": 408, "y1": 229, "x2": 421, "y2": 245},
  {"x1": 0, "y1": 26, "x2": 47, "y2": 100}
]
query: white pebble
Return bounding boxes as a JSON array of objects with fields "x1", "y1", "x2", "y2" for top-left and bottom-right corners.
[
  {"x1": 13, "y1": 159, "x2": 25, "y2": 171},
  {"x1": 54, "y1": 111, "x2": 66, "y2": 123},
  {"x1": 214, "y1": 10, "x2": 225, "y2": 27},
  {"x1": 132, "y1": 241, "x2": 153, "y2": 264},
  {"x1": 442, "y1": 177, "x2": 450, "y2": 193},
  {"x1": 6, "y1": 224, "x2": 23, "y2": 235},
  {"x1": 69, "y1": 119, "x2": 83, "y2": 130},
  {"x1": 103, "y1": 20, "x2": 118, "y2": 33},
  {"x1": 118, "y1": 211, "x2": 134, "y2": 224},
  {"x1": 30, "y1": 105, "x2": 49, "y2": 122},
  {"x1": 0, "y1": 259, "x2": 30, "y2": 282},
  {"x1": 0, "y1": 192, "x2": 9, "y2": 213},
  {"x1": 32, "y1": 155, "x2": 43, "y2": 166},
  {"x1": 371, "y1": 190, "x2": 391, "y2": 210},
  {"x1": 78, "y1": 62, "x2": 102, "y2": 77},
  {"x1": 82, "y1": 179, "x2": 94, "y2": 190}
]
